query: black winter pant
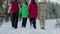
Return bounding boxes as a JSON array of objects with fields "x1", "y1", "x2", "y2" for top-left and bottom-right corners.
[
  {"x1": 12, "y1": 13, "x2": 19, "y2": 29},
  {"x1": 30, "y1": 18, "x2": 36, "y2": 29},
  {"x1": 22, "y1": 18, "x2": 27, "y2": 27}
]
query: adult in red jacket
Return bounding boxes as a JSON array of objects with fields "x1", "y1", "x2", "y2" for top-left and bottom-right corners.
[
  {"x1": 29, "y1": 0, "x2": 38, "y2": 29},
  {"x1": 10, "y1": 1, "x2": 21, "y2": 29}
]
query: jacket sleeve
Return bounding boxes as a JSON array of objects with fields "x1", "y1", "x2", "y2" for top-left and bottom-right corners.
[
  {"x1": 28, "y1": 4, "x2": 31, "y2": 13},
  {"x1": 8, "y1": 4, "x2": 12, "y2": 14},
  {"x1": 19, "y1": 8, "x2": 22, "y2": 15},
  {"x1": 27, "y1": 7, "x2": 29, "y2": 16}
]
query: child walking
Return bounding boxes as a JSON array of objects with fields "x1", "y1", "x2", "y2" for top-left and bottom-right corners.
[{"x1": 19, "y1": 2, "x2": 29, "y2": 27}]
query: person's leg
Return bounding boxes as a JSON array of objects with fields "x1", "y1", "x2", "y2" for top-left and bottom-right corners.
[
  {"x1": 32, "y1": 18, "x2": 36, "y2": 29},
  {"x1": 24, "y1": 18, "x2": 27, "y2": 27},
  {"x1": 41, "y1": 11, "x2": 46, "y2": 29},
  {"x1": 29, "y1": 18, "x2": 33, "y2": 27},
  {"x1": 22, "y1": 18, "x2": 27, "y2": 27},
  {"x1": 11, "y1": 14, "x2": 15, "y2": 27},
  {"x1": 19, "y1": 14, "x2": 21, "y2": 21},
  {"x1": 39, "y1": 11, "x2": 45, "y2": 29},
  {"x1": 40, "y1": 16, "x2": 45, "y2": 29},
  {"x1": 14, "y1": 13, "x2": 19, "y2": 29}
]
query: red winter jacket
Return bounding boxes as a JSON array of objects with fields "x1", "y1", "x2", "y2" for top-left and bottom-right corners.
[
  {"x1": 10, "y1": 2, "x2": 19, "y2": 13},
  {"x1": 29, "y1": 4, "x2": 38, "y2": 18}
]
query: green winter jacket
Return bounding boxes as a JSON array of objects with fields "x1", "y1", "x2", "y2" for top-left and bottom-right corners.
[{"x1": 19, "y1": 4, "x2": 29, "y2": 18}]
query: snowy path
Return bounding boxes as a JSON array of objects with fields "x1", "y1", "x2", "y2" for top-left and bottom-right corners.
[{"x1": 0, "y1": 19, "x2": 60, "y2": 34}]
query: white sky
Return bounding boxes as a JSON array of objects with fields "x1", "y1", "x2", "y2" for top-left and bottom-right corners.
[{"x1": 38, "y1": 0, "x2": 60, "y2": 4}]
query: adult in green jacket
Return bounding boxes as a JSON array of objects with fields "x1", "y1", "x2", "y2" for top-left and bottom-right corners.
[{"x1": 19, "y1": 2, "x2": 29, "y2": 27}]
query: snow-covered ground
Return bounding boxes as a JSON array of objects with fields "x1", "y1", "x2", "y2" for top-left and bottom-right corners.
[{"x1": 0, "y1": 19, "x2": 60, "y2": 34}]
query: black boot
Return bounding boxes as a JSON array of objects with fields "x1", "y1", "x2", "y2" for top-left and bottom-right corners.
[
  {"x1": 34, "y1": 26, "x2": 36, "y2": 29},
  {"x1": 33, "y1": 24, "x2": 36, "y2": 29}
]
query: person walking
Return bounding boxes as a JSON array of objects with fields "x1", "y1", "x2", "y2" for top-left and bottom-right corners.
[
  {"x1": 29, "y1": 0, "x2": 38, "y2": 29},
  {"x1": 9, "y1": 0, "x2": 21, "y2": 29},
  {"x1": 38, "y1": 2, "x2": 48, "y2": 29},
  {"x1": 19, "y1": 2, "x2": 29, "y2": 27}
]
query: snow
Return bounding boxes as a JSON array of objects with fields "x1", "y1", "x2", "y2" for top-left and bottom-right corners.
[{"x1": 0, "y1": 19, "x2": 60, "y2": 34}]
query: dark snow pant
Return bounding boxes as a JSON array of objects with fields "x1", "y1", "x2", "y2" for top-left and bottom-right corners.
[
  {"x1": 22, "y1": 18, "x2": 27, "y2": 27},
  {"x1": 30, "y1": 18, "x2": 36, "y2": 29},
  {"x1": 19, "y1": 14, "x2": 21, "y2": 21},
  {"x1": 12, "y1": 13, "x2": 19, "y2": 29}
]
